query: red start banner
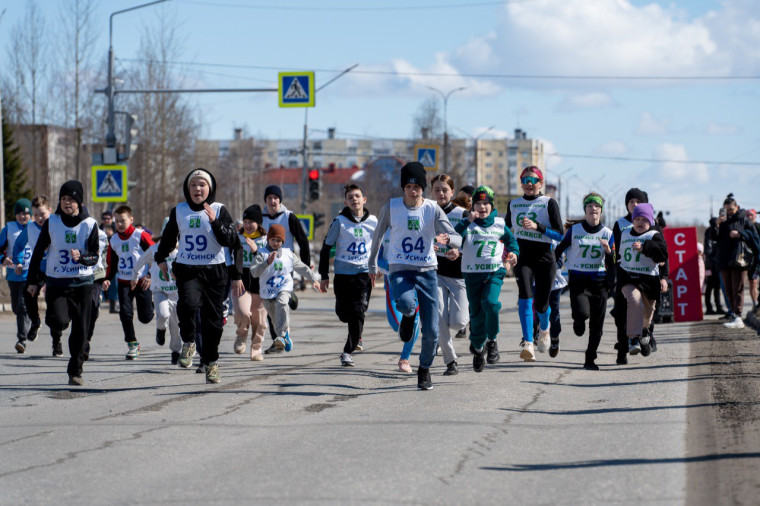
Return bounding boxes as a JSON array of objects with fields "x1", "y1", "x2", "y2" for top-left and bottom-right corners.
[{"x1": 663, "y1": 227, "x2": 703, "y2": 322}]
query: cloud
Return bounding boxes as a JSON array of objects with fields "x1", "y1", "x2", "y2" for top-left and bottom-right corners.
[
  {"x1": 653, "y1": 143, "x2": 709, "y2": 183},
  {"x1": 706, "y1": 122, "x2": 741, "y2": 135},
  {"x1": 555, "y1": 92, "x2": 617, "y2": 112},
  {"x1": 637, "y1": 112, "x2": 670, "y2": 135},
  {"x1": 594, "y1": 141, "x2": 629, "y2": 156}
]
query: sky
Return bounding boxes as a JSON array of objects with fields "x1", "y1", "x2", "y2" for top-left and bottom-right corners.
[{"x1": 1, "y1": 0, "x2": 759, "y2": 223}]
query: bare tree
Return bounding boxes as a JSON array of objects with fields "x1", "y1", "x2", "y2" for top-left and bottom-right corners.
[
  {"x1": 411, "y1": 97, "x2": 442, "y2": 141},
  {"x1": 54, "y1": 0, "x2": 100, "y2": 179},
  {"x1": 123, "y1": 7, "x2": 198, "y2": 231}
]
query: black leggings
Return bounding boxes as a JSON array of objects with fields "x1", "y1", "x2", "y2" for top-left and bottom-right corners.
[
  {"x1": 514, "y1": 259, "x2": 556, "y2": 313},
  {"x1": 569, "y1": 273, "x2": 608, "y2": 361},
  {"x1": 117, "y1": 283, "x2": 155, "y2": 343},
  {"x1": 334, "y1": 273, "x2": 372, "y2": 354},
  {"x1": 45, "y1": 283, "x2": 94, "y2": 377}
]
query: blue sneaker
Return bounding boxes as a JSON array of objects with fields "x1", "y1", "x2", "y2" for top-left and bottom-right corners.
[{"x1": 283, "y1": 332, "x2": 293, "y2": 352}]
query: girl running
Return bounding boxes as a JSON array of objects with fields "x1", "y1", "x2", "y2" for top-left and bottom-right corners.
[{"x1": 506, "y1": 166, "x2": 563, "y2": 361}]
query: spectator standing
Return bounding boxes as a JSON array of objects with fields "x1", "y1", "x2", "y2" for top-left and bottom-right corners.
[{"x1": 716, "y1": 194, "x2": 751, "y2": 328}]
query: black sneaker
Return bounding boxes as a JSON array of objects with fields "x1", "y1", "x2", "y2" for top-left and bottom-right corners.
[
  {"x1": 288, "y1": 292, "x2": 299, "y2": 311},
  {"x1": 156, "y1": 328, "x2": 166, "y2": 346},
  {"x1": 355, "y1": 339, "x2": 364, "y2": 352},
  {"x1": 473, "y1": 348, "x2": 486, "y2": 373},
  {"x1": 486, "y1": 339, "x2": 500, "y2": 364},
  {"x1": 455, "y1": 326, "x2": 467, "y2": 339},
  {"x1": 583, "y1": 360, "x2": 599, "y2": 371},
  {"x1": 549, "y1": 339, "x2": 560, "y2": 358},
  {"x1": 196, "y1": 363, "x2": 205, "y2": 374},
  {"x1": 52, "y1": 340, "x2": 63, "y2": 357},
  {"x1": 616, "y1": 353, "x2": 628, "y2": 365},
  {"x1": 15, "y1": 341, "x2": 26, "y2": 354},
  {"x1": 640, "y1": 329, "x2": 652, "y2": 357},
  {"x1": 573, "y1": 319, "x2": 585, "y2": 336},
  {"x1": 443, "y1": 360, "x2": 459, "y2": 376},
  {"x1": 650, "y1": 335, "x2": 658, "y2": 352},
  {"x1": 68, "y1": 375, "x2": 84, "y2": 386},
  {"x1": 264, "y1": 341, "x2": 283, "y2": 354},
  {"x1": 629, "y1": 337, "x2": 641, "y2": 355},
  {"x1": 398, "y1": 314, "x2": 416, "y2": 343},
  {"x1": 171, "y1": 351, "x2": 180, "y2": 365},
  {"x1": 27, "y1": 325, "x2": 40, "y2": 342},
  {"x1": 417, "y1": 367, "x2": 433, "y2": 390}
]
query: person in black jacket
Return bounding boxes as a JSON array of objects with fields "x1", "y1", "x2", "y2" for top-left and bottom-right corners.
[
  {"x1": 27, "y1": 181, "x2": 101, "y2": 386},
  {"x1": 716, "y1": 193, "x2": 751, "y2": 328},
  {"x1": 156, "y1": 169, "x2": 243, "y2": 383},
  {"x1": 703, "y1": 217, "x2": 725, "y2": 315}
]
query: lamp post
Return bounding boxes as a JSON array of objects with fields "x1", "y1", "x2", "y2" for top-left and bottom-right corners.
[
  {"x1": 102, "y1": 0, "x2": 168, "y2": 152},
  {"x1": 426, "y1": 86, "x2": 466, "y2": 173}
]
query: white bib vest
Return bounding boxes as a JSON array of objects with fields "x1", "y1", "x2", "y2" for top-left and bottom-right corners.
[
  {"x1": 510, "y1": 195, "x2": 553, "y2": 244},
  {"x1": 616, "y1": 216, "x2": 633, "y2": 233},
  {"x1": 175, "y1": 202, "x2": 226, "y2": 265},
  {"x1": 436, "y1": 205, "x2": 465, "y2": 257},
  {"x1": 258, "y1": 247, "x2": 294, "y2": 299},
  {"x1": 239, "y1": 233, "x2": 267, "y2": 268},
  {"x1": 110, "y1": 228, "x2": 148, "y2": 280},
  {"x1": 95, "y1": 229, "x2": 108, "y2": 272},
  {"x1": 150, "y1": 244, "x2": 178, "y2": 293},
  {"x1": 388, "y1": 198, "x2": 438, "y2": 268},
  {"x1": 7, "y1": 221, "x2": 31, "y2": 271},
  {"x1": 45, "y1": 214, "x2": 97, "y2": 278},
  {"x1": 335, "y1": 214, "x2": 377, "y2": 267},
  {"x1": 565, "y1": 223, "x2": 613, "y2": 273},
  {"x1": 461, "y1": 218, "x2": 507, "y2": 273},
  {"x1": 620, "y1": 228, "x2": 660, "y2": 276},
  {"x1": 262, "y1": 207, "x2": 295, "y2": 249}
]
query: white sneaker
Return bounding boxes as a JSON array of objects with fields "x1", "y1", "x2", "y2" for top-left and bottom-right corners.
[
  {"x1": 537, "y1": 328, "x2": 550, "y2": 353},
  {"x1": 233, "y1": 335, "x2": 247, "y2": 354},
  {"x1": 724, "y1": 316, "x2": 745, "y2": 329},
  {"x1": 519, "y1": 340, "x2": 536, "y2": 362}
]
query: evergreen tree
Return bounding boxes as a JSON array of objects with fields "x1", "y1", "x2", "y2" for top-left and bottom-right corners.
[{"x1": 2, "y1": 111, "x2": 33, "y2": 223}]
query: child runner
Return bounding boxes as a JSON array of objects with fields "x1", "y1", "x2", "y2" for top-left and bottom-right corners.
[
  {"x1": 531, "y1": 245, "x2": 566, "y2": 357},
  {"x1": 1, "y1": 199, "x2": 33, "y2": 353},
  {"x1": 617, "y1": 203, "x2": 669, "y2": 361},
  {"x1": 85, "y1": 226, "x2": 109, "y2": 360},
  {"x1": 250, "y1": 224, "x2": 320, "y2": 352},
  {"x1": 132, "y1": 218, "x2": 181, "y2": 364},
  {"x1": 27, "y1": 180, "x2": 100, "y2": 385},
  {"x1": 506, "y1": 166, "x2": 563, "y2": 362},
  {"x1": 455, "y1": 186, "x2": 519, "y2": 372},
  {"x1": 261, "y1": 185, "x2": 311, "y2": 354},
  {"x1": 368, "y1": 161, "x2": 461, "y2": 390},
  {"x1": 318, "y1": 184, "x2": 377, "y2": 366},
  {"x1": 102, "y1": 206, "x2": 155, "y2": 360},
  {"x1": 156, "y1": 169, "x2": 244, "y2": 383},
  {"x1": 11, "y1": 196, "x2": 52, "y2": 353},
  {"x1": 232, "y1": 205, "x2": 269, "y2": 361},
  {"x1": 431, "y1": 174, "x2": 468, "y2": 374},
  {"x1": 554, "y1": 192, "x2": 615, "y2": 370}
]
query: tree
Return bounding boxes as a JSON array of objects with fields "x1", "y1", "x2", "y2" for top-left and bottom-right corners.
[
  {"x1": 2, "y1": 112, "x2": 33, "y2": 222},
  {"x1": 411, "y1": 97, "x2": 443, "y2": 141}
]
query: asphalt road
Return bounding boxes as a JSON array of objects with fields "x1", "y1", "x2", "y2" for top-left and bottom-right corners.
[{"x1": 1, "y1": 283, "x2": 758, "y2": 505}]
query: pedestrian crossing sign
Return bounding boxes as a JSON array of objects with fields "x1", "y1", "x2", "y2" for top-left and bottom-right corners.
[
  {"x1": 295, "y1": 214, "x2": 315, "y2": 241},
  {"x1": 414, "y1": 144, "x2": 439, "y2": 171},
  {"x1": 279, "y1": 72, "x2": 315, "y2": 108},
  {"x1": 92, "y1": 165, "x2": 128, "y2": 202}
]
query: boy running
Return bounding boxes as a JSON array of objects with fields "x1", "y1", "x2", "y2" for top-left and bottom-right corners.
[
  {"x1": 318, "y1": 184, "x2": 377, "y2": 366},
  {"x1": 368, "y1": 162, "x2": 461, "y2": 390},
  {"x1": 1, "y1": 199, "x2": 33, "y2": 353}
]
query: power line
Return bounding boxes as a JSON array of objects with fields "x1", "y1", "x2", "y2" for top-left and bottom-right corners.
[
  {"x1": 119, "y1": 58, "x2": 760, "y2": 81},
  {"x1": 555, "y1": 153, "x2": 759, "y2": 167},
  {"x1": 174, "y1": 0, "x2": 525, "y2": 12}
]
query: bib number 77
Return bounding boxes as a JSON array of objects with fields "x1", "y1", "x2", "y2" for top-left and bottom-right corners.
[{"x1": 473, "y1": 240, "x2": 497, "y2": 257}]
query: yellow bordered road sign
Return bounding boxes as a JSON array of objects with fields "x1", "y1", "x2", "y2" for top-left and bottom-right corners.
[
  {"x1": 279, "y1": 72, "x2": 315, "y2": 108},
  {"x1": 414, "y1": 144, "x2": 439, "y2": 171},
  {"x1": 92, "y1": 165, "x2": 128, "y2": 202}
]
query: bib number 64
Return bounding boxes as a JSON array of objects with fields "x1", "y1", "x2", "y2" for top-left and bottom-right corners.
[{"x1": 402, "y1": 237, "x2": 425, "y2": 254}]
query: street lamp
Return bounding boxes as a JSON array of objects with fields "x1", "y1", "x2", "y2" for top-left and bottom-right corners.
[
  {"x1": 102, "y1": 0, "x2": 169, "y2": 155},
  {"x1": 426, "y1": 85, "x2": 466, "y2": 173}
]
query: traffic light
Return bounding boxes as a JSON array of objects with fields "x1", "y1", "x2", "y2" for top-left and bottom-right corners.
[
  {"x1": 313, "y1": 212, "x2": 325, "y2": 229},
  {"x1": 308, "y1": 169, "x2": 322, "y2": 201}
]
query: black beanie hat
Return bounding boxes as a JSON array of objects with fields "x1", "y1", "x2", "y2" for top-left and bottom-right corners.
[
  {"x1": 460, "y1": 185, "x2": 476, "y2": 196},
  {"x1": 625, "y1": 188, "x2": 648, "y2": 206},
  {"x1": 400, "y1": 162, "x2": 427, "y2": 190},
  {"x1": 243, "y1": 204, "x2": 263, "y2": 225},
  {"x1": 60, "y1": 180, "x2": 84, "y2": 207},
  {"x1": 264, "y1": 185, "x2": 283, "y2": 202}
]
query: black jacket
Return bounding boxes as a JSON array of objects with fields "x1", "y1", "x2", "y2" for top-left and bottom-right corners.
[{"x1": 717, "y1": 209, "x2": 751, "y2": 271}]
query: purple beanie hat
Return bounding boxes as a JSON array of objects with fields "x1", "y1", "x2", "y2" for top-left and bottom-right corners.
[{"x1": 632, "y1": 203, "x2": 655, "y2": 225}]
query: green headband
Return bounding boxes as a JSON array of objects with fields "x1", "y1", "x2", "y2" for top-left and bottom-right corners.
[{"x1": 583, "y1": 195, "x2": 604, "y2": 209}]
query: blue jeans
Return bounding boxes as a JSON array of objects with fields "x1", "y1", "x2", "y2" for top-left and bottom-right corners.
[{"x1": 390, "y1": 270, "x2": 439, "y2": 369}]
